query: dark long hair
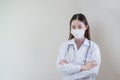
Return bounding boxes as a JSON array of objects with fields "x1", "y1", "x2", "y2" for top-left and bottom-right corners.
[{"x1": 68, "y1": 13, "x2": 91, "y2": 40}]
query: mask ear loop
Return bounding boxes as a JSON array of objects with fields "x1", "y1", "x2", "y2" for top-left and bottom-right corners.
[{"x1": 82, "y1": 40, "x2": 91, "y2": 65}]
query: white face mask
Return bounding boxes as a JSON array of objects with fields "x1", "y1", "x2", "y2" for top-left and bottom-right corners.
[{"x1": 71, "y1": 29, "x2": 85, "y2": 39}]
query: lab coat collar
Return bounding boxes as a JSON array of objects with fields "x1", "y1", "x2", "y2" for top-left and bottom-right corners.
[{"x1": 83, "y1": 38, "x2": 90, "y2": 46}]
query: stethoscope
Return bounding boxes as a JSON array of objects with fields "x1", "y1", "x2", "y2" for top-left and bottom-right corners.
[{"x1": 67, "y1": 40, "x2": 91, "y2": 65}]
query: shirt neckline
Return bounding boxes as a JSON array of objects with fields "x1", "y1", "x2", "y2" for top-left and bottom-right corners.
[{"x1": 69, "y1": 38, "x2": 90, "y2": 52}]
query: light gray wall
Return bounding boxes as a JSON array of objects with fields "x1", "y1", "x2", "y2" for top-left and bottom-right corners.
[{"x1": 0, "y1": 0, "x2": 120, "y2": 80}]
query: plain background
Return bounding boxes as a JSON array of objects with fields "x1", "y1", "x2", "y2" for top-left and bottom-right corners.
[{"x1": 0, "y1": 0, "x2": 120, "y2": 80}]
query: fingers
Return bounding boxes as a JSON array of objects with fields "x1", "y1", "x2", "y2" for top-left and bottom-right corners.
[
  {"x1": 59, "y1": 60, "x2": 68, "y2": 65},
  {"x1": 62, "y1": 60, "x2": 68, "y2": 63},
  {"x1": 89, "y1": 61, "x2": 97, "y2": 66},
  {"x1": 87, "y1": 61, "x2": 97, "y2": 68}
]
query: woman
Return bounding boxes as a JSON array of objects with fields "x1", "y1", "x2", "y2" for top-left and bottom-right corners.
[{"x1": 57, "y1": 13, "x2": 101, "y2": 80}]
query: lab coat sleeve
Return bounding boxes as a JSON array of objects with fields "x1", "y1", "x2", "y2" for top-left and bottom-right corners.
[
  {"x1": 57, "y1": 42, "x2": 81, "y2": 74},
  {"x1": 74, "y1": 44, "x2": 101, "y2": 79}
]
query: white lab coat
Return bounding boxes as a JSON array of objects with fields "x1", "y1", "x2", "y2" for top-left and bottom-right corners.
[{"x1": 57, "y1": 38, "x2": 101, "y2": 80}]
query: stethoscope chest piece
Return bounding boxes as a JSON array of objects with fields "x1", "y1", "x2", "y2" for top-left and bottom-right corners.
[{"x1": 82, "y1": 60, "x2": 87, "y2": 65}]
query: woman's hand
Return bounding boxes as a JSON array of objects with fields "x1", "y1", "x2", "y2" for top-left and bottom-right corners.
[
  {"x1": 59, "y1": 60, "x2": 68, "y2": 65},
  {"x1": 81, "y1": 61, "x2": 97, "y2": 71}
]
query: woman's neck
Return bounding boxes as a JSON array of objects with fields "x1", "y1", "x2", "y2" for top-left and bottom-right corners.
[
  {"x1": 74, "y1": 37, "x2": 85, "y2": 43},
  {"x1": 74, "y1": 37, "x2": 85, "y2": 50}
]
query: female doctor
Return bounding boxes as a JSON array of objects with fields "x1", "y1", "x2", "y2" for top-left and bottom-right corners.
[{"x1": 57, "y1": 13, "x2": 101, "y2": 80}]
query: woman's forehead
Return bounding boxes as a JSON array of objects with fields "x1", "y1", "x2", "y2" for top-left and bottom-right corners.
[{"x1": 71, "y1": 20, "x2": 85, "y2": 25}]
